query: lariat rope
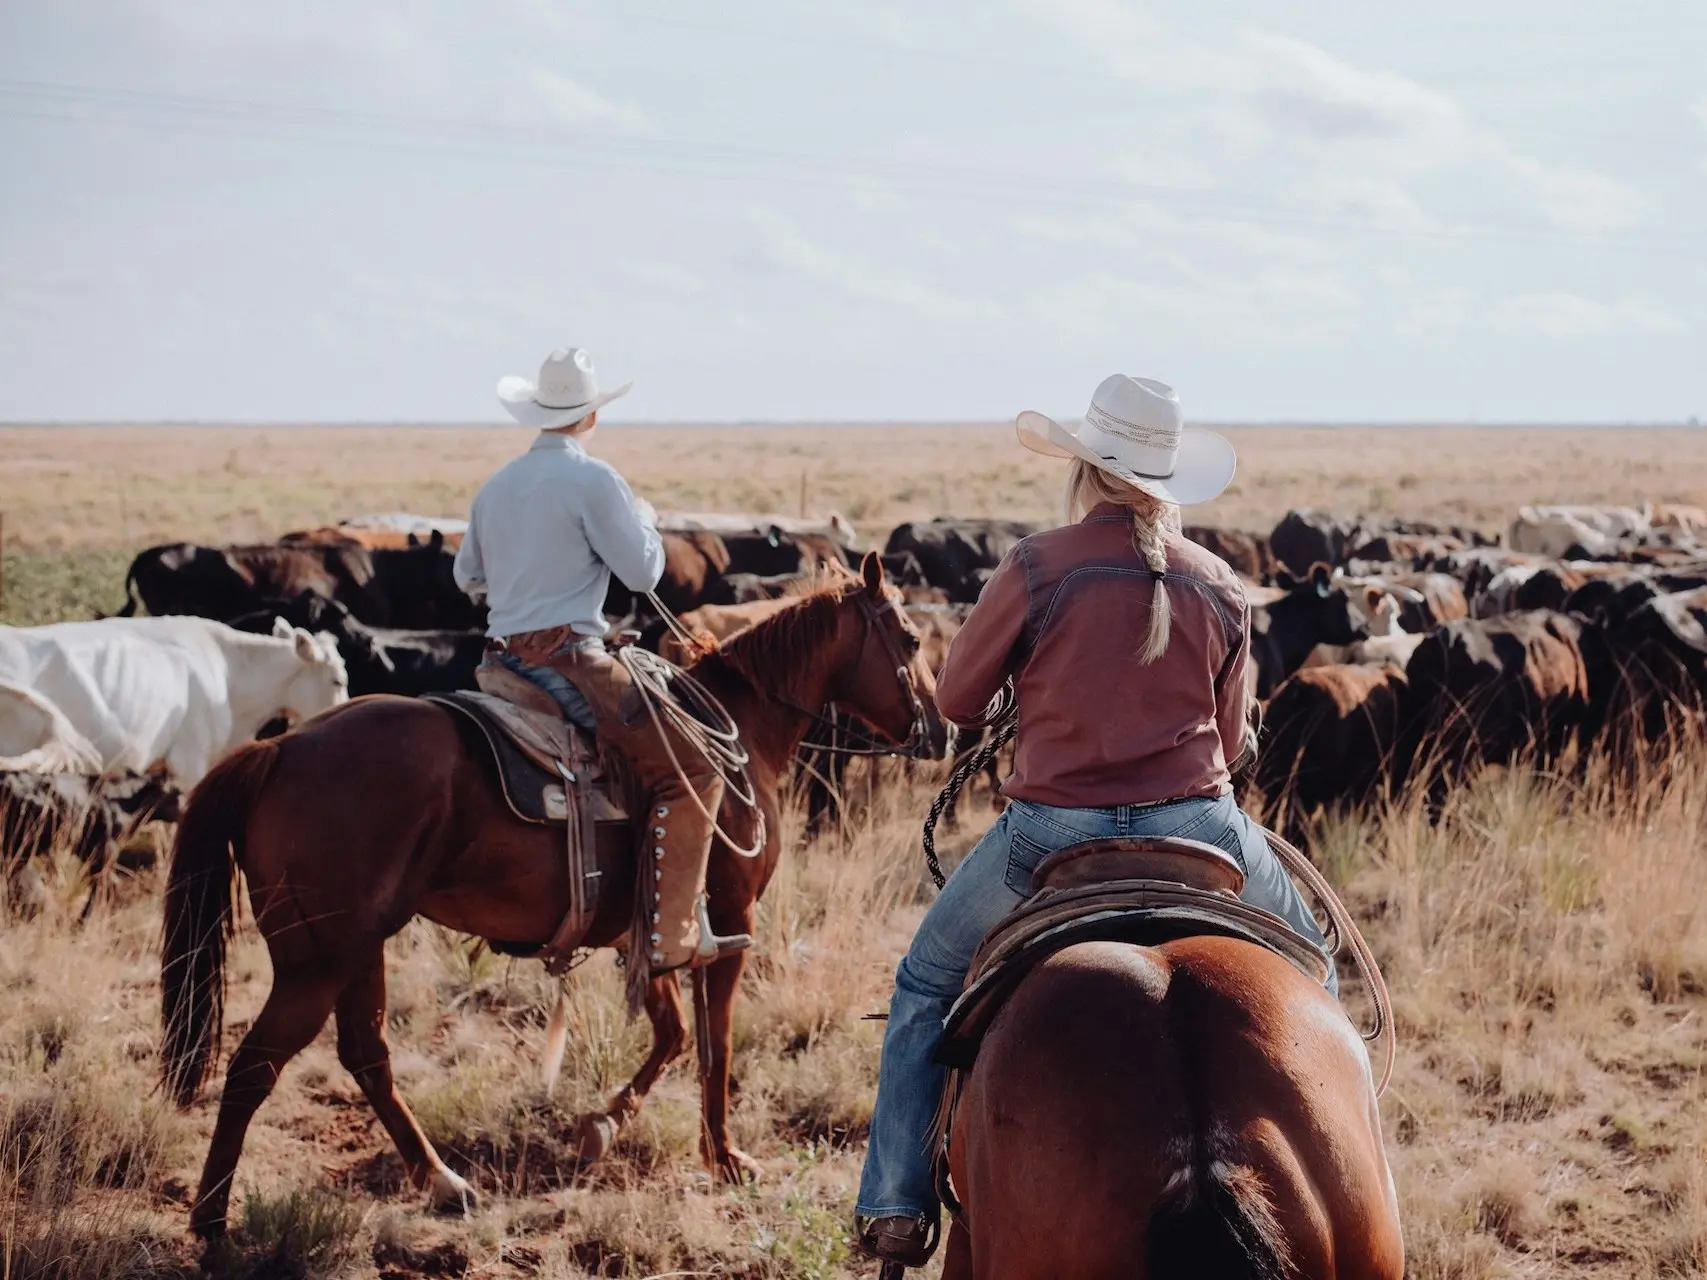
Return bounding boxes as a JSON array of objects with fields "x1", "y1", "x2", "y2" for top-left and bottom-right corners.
[
  {"x1": 917, "y1": 680, "x2": 1395, "y2": 1097},
  {"x1": 613, "y1": 591, "x2": 766, "y2": 857},
  {"x1": 1262, "y1": 826, "x2": 1395, "y2": 1096},
  {"x1": 921, "y1": 683, "x2": 1018, "y2": 889}
]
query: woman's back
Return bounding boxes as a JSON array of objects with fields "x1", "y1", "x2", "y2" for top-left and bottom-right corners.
[{"x1": 935, "y1": 505, "x2": 1250, "y2": 808}]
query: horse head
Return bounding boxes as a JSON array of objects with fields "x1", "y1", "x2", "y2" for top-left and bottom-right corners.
[{"x1": 828, "y1": 552, "x2": 937, "y2": 752}]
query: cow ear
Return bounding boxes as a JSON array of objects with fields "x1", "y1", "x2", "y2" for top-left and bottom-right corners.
[
  {"x1": 861, "y1": 550, "x2": 886, "y2": 596},
  {"x1": 407, "y1": 532, "x2": 421, "y2": 548},
  {"x1": 272, "y1": 617, "x2": 294, "y2": 640},
  {"x1": 429, "y1": 529, "x2": 444, "y2": 551}
]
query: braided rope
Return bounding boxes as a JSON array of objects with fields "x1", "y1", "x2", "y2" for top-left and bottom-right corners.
[{"x1": 920, "y1": 684, "x2": 1018, "y2": 888}]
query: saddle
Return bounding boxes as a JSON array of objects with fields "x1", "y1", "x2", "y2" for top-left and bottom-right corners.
[
  {"x1": 935, "y1": 836, "x2": 1331, "y2": 1071},
  {"x1": 924, "y1": 835, "x2": 1335, "y2": 1231},
  {"x1": 425, "y1": 664, "x2": 632, "y2": 975}
]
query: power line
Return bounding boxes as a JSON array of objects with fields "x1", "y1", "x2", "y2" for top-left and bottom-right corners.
[{"x1": 1, "y1": 78, "x2": 1699, "y2": 253}]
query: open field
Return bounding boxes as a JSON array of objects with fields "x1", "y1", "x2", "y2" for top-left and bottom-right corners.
[{"x1": 2, "y1": 424, "x2": 1706, "y2": 1279}]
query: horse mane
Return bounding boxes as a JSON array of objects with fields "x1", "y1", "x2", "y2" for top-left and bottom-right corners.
[{"x1": 702, "y1": 579, "x2": 850, "y2": 703}]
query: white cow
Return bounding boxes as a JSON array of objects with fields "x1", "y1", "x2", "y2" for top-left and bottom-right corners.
[
  {"x1": 1509, "y1": 504, "x2": 1648, "y2": 558},
  {"x1": 0, "y1": 682, "x2": 104, "y2": 773},
  {"x1": 0, "y1": 617, "x2": 347, "y2": 789}
]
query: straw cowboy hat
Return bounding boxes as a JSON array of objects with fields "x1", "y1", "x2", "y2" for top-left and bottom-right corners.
[
  {"x1": 1017, "y1": 374, "x2": 1235, "y2": 507},
  {"x1": 497, "y1": 347, "x2": 632, "y2": 429}
]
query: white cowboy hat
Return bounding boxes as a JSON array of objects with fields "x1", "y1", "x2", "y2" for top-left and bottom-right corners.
[
  {"x1": 497, "y1": 346, "x2": 632, "y2": 429},
  {"x1": 1016, "y1": 374, "x2": 1236, "y2": 507}
]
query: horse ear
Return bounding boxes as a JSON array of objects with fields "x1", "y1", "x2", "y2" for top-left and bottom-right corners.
[
  {"x1": 1310, "y1": 563, "x2": 1332, "y2": 597},
  {"x1": 860, "y1": 550, "x2": 885, "y2": 595}
]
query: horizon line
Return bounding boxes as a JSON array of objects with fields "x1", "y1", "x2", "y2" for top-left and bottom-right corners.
[{"x1": 0, "y1": 418, "x2": 1701, "y2": 430}]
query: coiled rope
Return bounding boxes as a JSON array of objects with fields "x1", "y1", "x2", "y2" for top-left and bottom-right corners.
[{"x1": 611, "y1": 592, "x2": 766, "y2": 857}]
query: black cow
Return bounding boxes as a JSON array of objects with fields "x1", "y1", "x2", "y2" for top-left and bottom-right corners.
[
  {"x1": 1249, "y1": 565, "x2": 1393, "y2": 698},
  {"x1": 1396, "y1": 610, "x2": 1594, "y2": 801},
  {"x1": 718, "y1": 527, "x2": 848, "y2": 579},
  {"x1": 230, "y1": 593, "x2": 483, "y2": 697},
  {"x1": 884, "y1": 518, "x2": 1040, "y2": 602},
  {"x1": 115, "y1": 533, "x2": 478, "y2": 630},
  {"x1": 1, "y1": 770, "x2": 180, "y2": 875},
  {"x1": 1603, "y1": 587, "x2": 1707, "y2": 754},
  {"x1": 1269, "y1": 510, "x2": 1362, "y2": 577}
]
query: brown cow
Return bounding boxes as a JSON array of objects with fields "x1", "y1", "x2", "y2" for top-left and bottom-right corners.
[
  {"x1": 1254, "y1": 663, "x2": 1406, "y2": 843},
  {"x1": 1182, "y1": 526, "x2": 1273, "y2": 579}
]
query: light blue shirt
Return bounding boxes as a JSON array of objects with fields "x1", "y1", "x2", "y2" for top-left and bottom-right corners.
[{"x1": 454, "y1": 433, "x2": 665, "y2": 638}]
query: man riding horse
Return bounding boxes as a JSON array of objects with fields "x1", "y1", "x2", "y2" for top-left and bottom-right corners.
[{"x1": 452, "y1": 345, "x2": 749, "y2": 976}]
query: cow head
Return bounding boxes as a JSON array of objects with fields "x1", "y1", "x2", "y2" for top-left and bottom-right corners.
[{"x1": 271, "y1": 619, "x2": 350, "y2": 720}]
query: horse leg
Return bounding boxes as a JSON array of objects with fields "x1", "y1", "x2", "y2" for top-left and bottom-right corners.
[
  {"x1": 189, "y1": 973, "x2": 345, "y2": 1240},
  {"x1": 334, "y1": 951, "x2": 475, "y2": 1215},
  {"x1": 573, "y1": 973, "x2": 688, "y2": 1164},
  {"x1": 695, "y1": 948, "x2": 760, "y2": 1182}
]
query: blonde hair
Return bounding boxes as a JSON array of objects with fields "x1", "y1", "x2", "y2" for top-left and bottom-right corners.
[{"x1": 1065, "y1": 458, "x2": 1181, "y2": 664}]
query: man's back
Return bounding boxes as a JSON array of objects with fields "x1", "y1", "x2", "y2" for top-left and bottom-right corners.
[{"x1": 454, "y1": 434, "x2": 664, "y2": 639}]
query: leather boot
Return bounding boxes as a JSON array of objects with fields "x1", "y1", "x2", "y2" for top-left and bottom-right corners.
[
  {"x1": 643, "y1": 770, "x2": 751, "y2": 973},
  {"x1": 517, "y1": 636, "x2": 750, "y2": 977}
]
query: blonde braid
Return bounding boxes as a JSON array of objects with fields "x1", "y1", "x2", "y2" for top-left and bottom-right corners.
[{"x1": 1065, "y1": 458, "x2": 1179, "y2": 665}]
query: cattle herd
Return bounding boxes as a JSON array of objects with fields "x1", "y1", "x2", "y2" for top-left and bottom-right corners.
[{"x1": 1, "y1": 500, "x2": 1705, "y2": 883}]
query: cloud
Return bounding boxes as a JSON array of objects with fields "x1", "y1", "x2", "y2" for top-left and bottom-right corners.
[
  {"x1": 616, "y1": 259, "x2": 706, "y2": 295},
  {"x1": 518, "y1": 68, "x2": 656, "y2": 136},
  {"x1": 746, "y1": 207, "x2": 988, "y2": 320},
  {"x1": 1696, "y1": 97, "x2": 1707, "y2": 130},
  {"x1": 1018, "y1": 3, "x2": 1644, "y2": 236},
  {"x1": 1490, "y1": 292, "x2": 1683, "y2": 338}
]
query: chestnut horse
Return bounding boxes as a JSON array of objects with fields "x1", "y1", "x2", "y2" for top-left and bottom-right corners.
[
  {"x1": 161, "y1": 556, "x2": 933, "y2": 1239},
  {"x1": 940, "y1": 937, "x2": 1403, "y2": 1279}
]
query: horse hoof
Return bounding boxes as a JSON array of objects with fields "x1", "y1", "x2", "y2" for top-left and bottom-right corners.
[
  {"x1": 713, "y1": 1146, "x2": 762, "y2": 1184},
  {"x1": 427, "y1": 1169, "x2": 477, "y2": 1216},
  {"x1": 574, "y1": 1113, "x2": 617, "y2": 1165}
]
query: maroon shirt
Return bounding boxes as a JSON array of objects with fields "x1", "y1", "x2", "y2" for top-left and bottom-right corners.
[{"x1": 936, "y1": 504, "x2": 1251, "y2": 808}]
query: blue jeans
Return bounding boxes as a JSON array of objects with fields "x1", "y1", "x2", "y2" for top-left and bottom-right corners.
[
  {"x1": 491, "y1": 648, "x2": 599, "y2": 732},
  {"x1": 854, "y1": 791, "x2": 1334, "y2": 1221}
]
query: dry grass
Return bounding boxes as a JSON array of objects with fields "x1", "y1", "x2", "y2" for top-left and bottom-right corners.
[
  {"x1": 2, "y1": 423, "x2": 1705, "y2": 554},
  {"x1": 2, "y1": 757, "x2": 1704, "y2": 1278},
  {"x1": 3, "y1": 424, "x2": 1706, "y2": 1277}
]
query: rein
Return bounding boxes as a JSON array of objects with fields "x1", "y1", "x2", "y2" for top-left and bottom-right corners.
[{"x1": 771, "y1": 591, "x2": 934, "y2": 760}]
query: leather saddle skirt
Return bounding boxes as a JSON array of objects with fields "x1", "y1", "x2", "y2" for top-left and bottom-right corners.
[
  {"x1": 933, "y1": 836, "x2": 1332, "y2": 1070},
  {"x1": 425, "y1": 666, "x2": 629, "y2": 826}
]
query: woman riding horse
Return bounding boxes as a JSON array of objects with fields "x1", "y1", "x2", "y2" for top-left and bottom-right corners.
[{"x1": 856, "y1": 375, "x2": 1342, "y2": 1267}]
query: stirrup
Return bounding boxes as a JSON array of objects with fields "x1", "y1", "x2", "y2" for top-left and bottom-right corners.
[
  {"x1": 855, "y1": 1212, "x2": 940, "y2": 1269},
  {"x1": 653, "y1": 898, "x2": 751, "y2": 975}
]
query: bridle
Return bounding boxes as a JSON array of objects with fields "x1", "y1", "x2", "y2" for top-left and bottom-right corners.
[{"x1": 783, "y1": 589, "x2": 935, "y2": 760}]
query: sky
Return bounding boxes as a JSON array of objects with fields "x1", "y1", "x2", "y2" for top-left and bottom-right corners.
[{"x1": 0, "y1": 0, "x2": 1703, "y2": 424}]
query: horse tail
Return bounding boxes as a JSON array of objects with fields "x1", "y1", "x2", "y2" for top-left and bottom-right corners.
[
  {"x1": 160, "y1": 739, "x2": 279, "y2": 1105},
  {"x1": 114, "y1": 556, "x2": 141, "y2": 617},
  {"x1": 1147, "y1": 1156, "x2": 1294, "y2": 1280}
]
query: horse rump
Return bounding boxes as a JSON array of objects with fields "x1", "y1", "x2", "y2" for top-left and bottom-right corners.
[{"x1": 1146, "y1": 1160, "x2": 1294, "y2": 1280}]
